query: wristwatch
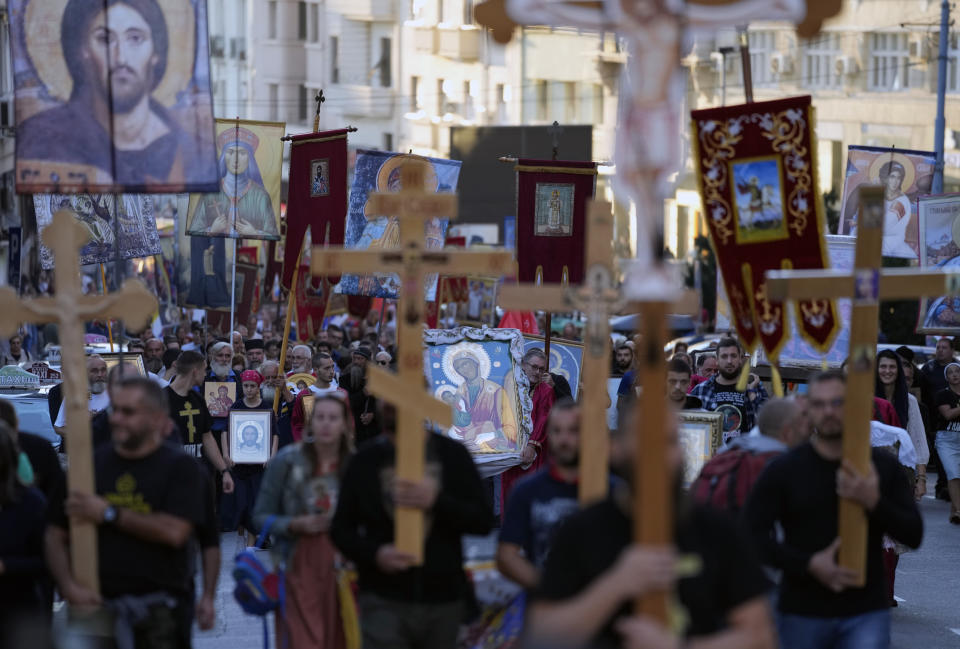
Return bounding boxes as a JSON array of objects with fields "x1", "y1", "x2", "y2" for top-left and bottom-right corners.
[{"x1": 102, "y1": 505, "x2": 119, "y2": 525}]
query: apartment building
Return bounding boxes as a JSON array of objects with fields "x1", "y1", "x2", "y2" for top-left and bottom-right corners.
[{"x1": 667, "y1": 0, "x2": 960, "y2": 259}]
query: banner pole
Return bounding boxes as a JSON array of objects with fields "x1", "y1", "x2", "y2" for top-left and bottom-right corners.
[
  {"x1": 100, "y1": 263, "x2": 114, "y2": 352},
  {"x1": 229, "y1": 238, "x2": 238, "y2": 337},
  {"x1": 274, "y1": 248, "x2": 303, "y2": 414}
]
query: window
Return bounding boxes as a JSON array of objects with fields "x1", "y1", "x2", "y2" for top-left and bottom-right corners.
[
  {"x1": 463, "y1": 0, "x2": 474, "y2": 25},
  {"x1": 299, "y1": 85, "x2": 308, "y2": 121},
  {"x1": 298, "y1": 2, "x2": 308, "y2": 40},
  {"x1": 869, "y1": 33, "x2": 910, "y2": 91},
  {"x1": 496, "y1": 83, "x2": 507, "y2": 121},
  {"x1": 378, "y1": 38, "x2": 392, "y2": 87},
  {"x1": 437, "y1": 0, "x2": 444, "y2": 24},
  {"x1": 330, "y1": 36, "x2": 340, "y2": 83},
  {"x1": 536, "y1": 80, "x2": 548, "y2": 121},
  {"x1": 464, "y1": 81, "x2": 474, "y2": 120},
  {"x1": 579, "y1": 82, "x2": 603, "y2": 123},
  {"x1": 948, "y1": 34, "x2": 960, "y2": 92},
  {"x1": 383, "y1": 133, "x2": 394, "y2": 151},
  {"x1": 593, "y1": 84, "x2": 604, "y2": 124},
  {"x1": 269, "y1": 84, "x2": 279, "y2": 121},
  {"x1": 563, "y1": 82, "x2": 576, "y2": 123},
  {"x1": 748, "y1": 30, "x2": 775, "y2": 86},
  {"x1": 410, "y1": 76, "x2": 421, "y2": 111},
  {"x1": 268, "y1": 1, "x2": 277, "y2": 39},
  {"x1": 310, "y1": 4, "x2": 320, "y2": 43},
  {"x1": 801, "y1": 33, "x2": 841, "y2": 89},
  {"x1": 437, "y1": 78, "x2": 446, "y2": 114}
]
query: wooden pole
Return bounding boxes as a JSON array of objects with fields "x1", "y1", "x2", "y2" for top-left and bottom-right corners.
[
  {"x1": 274, "y1": 249, "x2": 303, "y2": 414},
  {"x1": 738, "y1": 26, "x2": 754, "y2": 103},
  {"x1": 635, "y1": 300, "x2": 671, "y2": 621},
  {"x1": 838, "y1": 186, "x2": 884, "y2": 585},
  {"x1": 100, "y1": 264, "x2": 114, "y2": 353}
]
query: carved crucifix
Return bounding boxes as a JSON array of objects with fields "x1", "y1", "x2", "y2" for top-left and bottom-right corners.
[
  {"x1": 767, "y1": 186, "x2": 960, "y2": 584},
  {"x1": 311, "y1": 161, "x2": 513, "y2": 562},
  {"x1": 500, "y1": 201, "x2": 624, "y2": 504},
  {"x1": 0, "y1": 211, "x2": 157, "y2": 594}
]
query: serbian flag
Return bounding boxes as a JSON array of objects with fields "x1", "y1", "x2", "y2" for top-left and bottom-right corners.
[
  {"x1": 295, "y1": 262, "x2": 331, "y2": 341},
  {"x1": 282, "y1": 129, "x2": 350, "y2": 290},
  {"x1": 498, "y1": 311, "x2": 540, "y2": 334},
  {"x1": 515, "y1": 159, "x2": 597, "y2": 284},
  {"x1": 691, "y1": 96, "x2": 838, "y2": 359}
]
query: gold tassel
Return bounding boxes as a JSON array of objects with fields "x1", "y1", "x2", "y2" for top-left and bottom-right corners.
[
  {"x1": 736, "y1": 361, "x2": 751, "y2": 392},
  {"x1": 771, "y1": 364, "x2": 784, "y2": 397}
]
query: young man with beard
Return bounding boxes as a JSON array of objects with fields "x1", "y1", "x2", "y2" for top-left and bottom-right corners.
[
  {"x1": 291, "y1": 352, "x2": 348, "y2": 442},
  {"x1": 743, "y1": 371, "x2": 923, "y2": 649},
  {"x1": 526, "y1": 404, "x2": 775, "y2": 649},
  {"x1": 667, "y1": 358, "x2": 703, "y2": 410},
  {"x1": 54, "y1": 354, "x2": 109, "y2": 440},
  {"x1": 45, "y1": 377, "x2": 207, "y2": 646},
  {"x1": 498, "y1": 399, "x2": 596, "y2": 590},
  {"x1": 689, "y1": 338, "x2": 768, "y2": 443},
  {"x1": 166, "y1": 351, "x2": 234, "y2": 494},
  {"x1": 612, "y1": 343, "x2": 634, "y2": 378}
]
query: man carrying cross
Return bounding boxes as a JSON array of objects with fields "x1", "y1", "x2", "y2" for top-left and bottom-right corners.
[
  {"x1": 743, "y1": 370, "x2": 923, "y2": 649},
  {"x1": 525, "y1": 402, "x2": 775, "y2": 649}
]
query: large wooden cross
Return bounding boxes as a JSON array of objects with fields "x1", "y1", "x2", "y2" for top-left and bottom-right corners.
[
  {"x1": 500, "y1": 201, "x2": 625, "y2": 505},
  {"x1": 311, "y1": 162, "x2": 513, "y2": 562},
  {"x1": 0, "y1": 211, "x2": 157, "y2": 595},
  {"x1": 767, "y1": 186, "x2": 960, "y2": 584}
]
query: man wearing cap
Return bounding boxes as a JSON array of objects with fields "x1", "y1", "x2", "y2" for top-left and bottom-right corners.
[{"x1": 244, "y1": 339, "x2": 265, "y2": 369}]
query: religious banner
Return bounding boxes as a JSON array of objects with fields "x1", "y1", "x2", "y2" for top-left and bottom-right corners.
[
  {"x1": 839, "y1": 145, "x2": 935, "y2": 259},
  {"x1": 515, "y1": 159, "x2": 597, "y2": 284},
  {"x1": 692, "y1": 95, "x2": 837, "y2": 358},
  {"x1": 423, "y1": 327, "x2": 533, "y2": 478},
  {"x1": 9, "y1": 0, "x2": 219, "y2": 193},
  {"x1": 338, "y1": 151, "x2": 461, "y2": 298},
  {"x1": 206, "y1": 262, "x2": 257, "y2": 332},
  {"x1": 918, "y1": 193, "x2": 960, "y2": 333},
  {"x1": 186, "y1": 119, "x2": 284, "y2": 240},
  {"x1": 7, "y1": 227, "x2": 21, "y2": 292},
  {"x1": 33, "y1": 194, "x2": 161, "y2": 268},
  {"x1": 282, "y1": 129, "x2": 351, "y2": 289},
  {"x1": 295, "y1": 261, "x2": 331, "y2": 341},
  {"x1": 523, "y1": 335, "x2": 582, "y2": 398},
  {"x1": 175, "y1": 195, "x2": 234, "y2": 311}
]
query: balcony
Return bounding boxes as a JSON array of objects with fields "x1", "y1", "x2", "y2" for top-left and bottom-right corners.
[
  {"x1": 335, "y1": 84, "x2": 396, "y2": 119},
  {"x1": 328, "y1": 0, "x2": 394, "y2": 20},
  {"x1": 412, "y1": 24, "x2": 437, "y2": 53},
  {"x1": 437, "y1": 25, "x2": 481, "y2": 61}
]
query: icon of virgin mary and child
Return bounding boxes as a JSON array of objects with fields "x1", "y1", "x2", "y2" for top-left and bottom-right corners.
[{"x1": 441, "y1": 349, "x2": 519, "y2": 454}]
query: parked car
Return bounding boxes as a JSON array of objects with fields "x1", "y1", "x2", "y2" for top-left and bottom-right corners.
[{"x1": 2, "y1": 390, "x2": 61, "y2": 450}]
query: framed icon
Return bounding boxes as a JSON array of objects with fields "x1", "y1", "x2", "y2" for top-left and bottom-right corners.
[
  {"x1": 204, "y1": 381, "x2": 237, "y2": 418},
  {"x1": 229, "y1": 410, "x2": 272, "y2": 465}
]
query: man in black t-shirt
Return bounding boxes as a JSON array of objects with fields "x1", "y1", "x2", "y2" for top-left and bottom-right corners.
[
  {"x1": 498, "y1": 398, "x2": 588, "y2": 590},
  {"x1": 45, "y1": 377, "x2": 206, "y2": 647},
  {"x1": 743, "y1": 370, "x2": 922, "y2": 649},
  {"x1": 165, "y1": 351, "x2": 234, "y2": 494},
  {"x1": 527, "y1": 405, "x2": 774, "y2": 649}
]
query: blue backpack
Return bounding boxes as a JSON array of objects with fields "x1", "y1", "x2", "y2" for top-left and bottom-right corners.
[{"x1": 233, "y1": 516, "x2": 284, "y2": 647}]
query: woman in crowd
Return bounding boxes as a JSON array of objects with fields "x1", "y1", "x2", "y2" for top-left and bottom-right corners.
[
  {"x1": 0, "y1": 425, "x2": 49, "y2": 647},
  {"x1": 875, "y1": 349, "x2": 930, "y2": 498},
  {"x1": 935, "y1": 362, "x2": 960, "y2": 524},
  {"x1": 254, "y1": 393, "x2": 354, "y2": 648}
]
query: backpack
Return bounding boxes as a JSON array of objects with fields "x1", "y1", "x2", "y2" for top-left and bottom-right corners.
[
  {"x1": 233, "y1": 516, "x2": 284, "y2": 648},
  {"x1": 690, "y1": 448, "x2": 781, "y2": 514}
]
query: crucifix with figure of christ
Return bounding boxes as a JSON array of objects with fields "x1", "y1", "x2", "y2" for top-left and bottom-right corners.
[
  {"x1": 0, "y1": 211, "x2": 157, "y2": 595},
  {"x1": 311, "y1": 161, "x2": 513, "y2": 562},
  {"x1": 767, "y1": 186, "x2": 960, "y2": 584}
]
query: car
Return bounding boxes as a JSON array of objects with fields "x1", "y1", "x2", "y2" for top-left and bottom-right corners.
[{"x1": 2, "y1": 390, "x2": 61, "y2": 450}]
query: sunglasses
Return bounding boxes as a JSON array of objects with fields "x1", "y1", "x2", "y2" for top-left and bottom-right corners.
[{"x1": 377, "y1": 360, "x2": 390, "y2": 366}]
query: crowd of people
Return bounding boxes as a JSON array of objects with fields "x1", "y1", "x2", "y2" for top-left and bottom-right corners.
[{"x1": 0, "y1": 315, "x2": 951, "y2": 649}]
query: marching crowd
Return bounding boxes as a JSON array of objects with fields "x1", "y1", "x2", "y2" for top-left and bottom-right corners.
[{"x1": 0, "y1": 314, "x2": 952, "y2": 649}]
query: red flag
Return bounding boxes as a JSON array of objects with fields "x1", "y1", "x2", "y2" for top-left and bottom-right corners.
[
  {"x1": 516, "y1": 159, "x2": 597, "y2": 285},
  {"x1": 294, "y1": 263, "x2": 331, "y2": 341},
  {"x1": 282, "y1": 129, "x2": 350, "y2": 289},
  {"x1": 498, "y1": 311, "x2": 540, "y2": 334}
]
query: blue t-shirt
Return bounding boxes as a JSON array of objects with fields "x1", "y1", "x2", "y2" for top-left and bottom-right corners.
[
  {"x1": 500, "y1": 469, "x2": 581, "y2": 570},
  {"x1": 617, "y1": 371, "x2": 635, "y2": 396}
]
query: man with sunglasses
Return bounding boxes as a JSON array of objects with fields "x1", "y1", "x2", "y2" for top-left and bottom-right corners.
[
  {"x1": 743, "y1": 370, "x2": 922, "y2": 649},
  {"x1": 375, "y1": 351, "x2": 392, "y2": 368}
]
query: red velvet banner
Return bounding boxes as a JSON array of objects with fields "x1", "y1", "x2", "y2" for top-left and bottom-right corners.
[
  {"x1": 692, "y1": 96, "x2": 838, "y2": 359},
  {"x1": 295, "y1": 263, "x2": 331, "y2": 341},
  {"x1": 282, "y1": 129, "x2": 350, "y2": 290},
  {"x1": 516, "y1": 159, "x2": 597, "y2": 284}
]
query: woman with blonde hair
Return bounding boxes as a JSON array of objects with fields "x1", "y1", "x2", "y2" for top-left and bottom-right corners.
[{"x1": 254, "y1": 393, "x2": 354, "y2": 648}]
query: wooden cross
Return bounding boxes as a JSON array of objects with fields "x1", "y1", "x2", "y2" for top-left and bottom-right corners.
[
  {"x1": 0, "y1": 211, "x2": 157, "y2": 595},
  {"x1": 767, "y1": 186, "x2": 960, "y2": 584},
  {"x1": 500, "y1": 201, "x2": 625, "y2": 505},
  {"x1": 311, "y1": 162, "x2": 513, "y2": 562}
]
